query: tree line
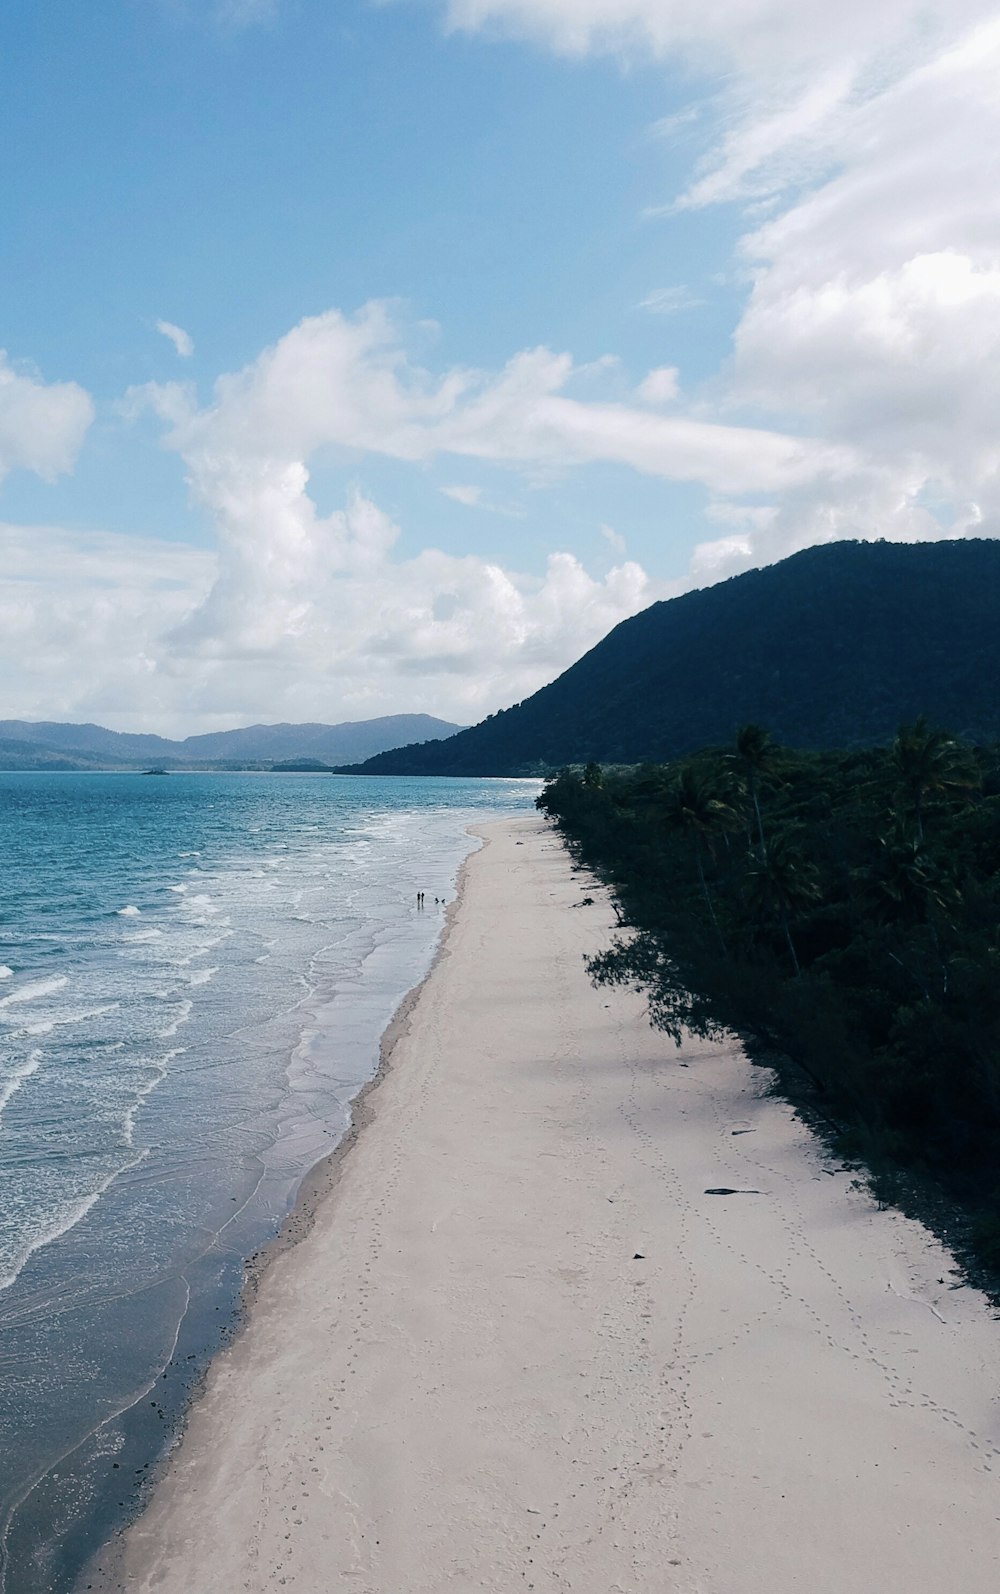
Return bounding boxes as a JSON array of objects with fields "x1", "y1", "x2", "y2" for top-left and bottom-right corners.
[{"x1": 537, "y1": 722, "x2": 1000, "y2": 1286}]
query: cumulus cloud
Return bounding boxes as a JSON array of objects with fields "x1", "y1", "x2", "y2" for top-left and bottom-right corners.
[
  {"x1": 0, "y1": 354, "x2": 94, "y2": 483},
  {"x1": 636, "y1": 366, "x2": 680, "y2": 405},
  {"x1": 185, "y1": 494, "x2": 656, "y2": 716},
  {"x1": 735, "y1": 253, "x2": 1000, "y2": 474},
  {"x1": 0, "y1": 502, "x2": 660, "y2": 733},
  {"x1": 156, "y1": 320, "x2": 195, "y2": 358},
  {"x1": 122, "y1": 308, "x2": 692, "y2": 724}
]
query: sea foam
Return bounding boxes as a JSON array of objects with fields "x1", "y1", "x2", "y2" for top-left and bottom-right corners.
[
  {"x1": 0, "y1": 1148, "x2": 148, "y2": 1294},
  {"x1": 0, "y1": 1051, "x2": 44, "y2": 1121},
  {"x1": 157, "y1": 999, "x2": 194, "y2": 1039},
  {"x1": 0, "y1": 975, "x2": 69, "y2": 1010},
  {"x1": 20, "y1": 1002, "x2": 120, "y2": 1037}
]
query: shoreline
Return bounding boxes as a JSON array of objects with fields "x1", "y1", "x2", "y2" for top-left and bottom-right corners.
[
  {"x1": 78, "y1": 830, "x2": 485, "y2": 1594},
  {"x1": 241, "y1": 828, "x2": 482, "y2": 1308},
  {"x1": 87, "y1": 814, "x2": 1000, "y2": 1593}
]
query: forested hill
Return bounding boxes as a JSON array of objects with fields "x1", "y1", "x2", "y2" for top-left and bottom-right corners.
[
  {"x1": 341, "y1": 540, "x2": 1000, "y2": 777},
  {"x1": 0, "y1": 714, "x2": 463, "y2": 771}
]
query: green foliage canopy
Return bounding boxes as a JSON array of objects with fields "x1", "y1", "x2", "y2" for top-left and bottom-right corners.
[{"x1": 537, "y1": 724, "x2": 1000, "y2": 1281}]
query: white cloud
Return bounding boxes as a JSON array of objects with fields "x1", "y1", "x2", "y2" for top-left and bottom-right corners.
[
  {"x1": 442, "y1": 0, "x2": 985, "y2": 76},
  {"x1": 648, "y1": 106, "x2": 702, "y2": 140},
  {"x1": 674, "y1": 64, "x2": 856, "y2": 212},
  {"x1": 734, "y1": 252, "x2": 1000, "y2": 471},
  {"x1": 600, "y1": 522, "x2": 626, "y2": 554},
  {"x1": 636, "y1": 366, "x2": 680, "y2": 405},
  {"x1": 156, "y1": 320, "x2": 195, "y2": 358},
  {"x1": 441, "y1": 482, "x2": 526, "y2": 517},
  {"x1": 715, "y1": 19, "x2": 1000, "y2": 560},
  {"x1": 130, "y1": 301, "x2": 845, "y2": 497},
  {"x1": 0, "y1": 523, "x2": 215, "y2": 730},
  {"x1": 637, "y1": 286, "x2": 703, "y2": 314},
  {"x1": 0, "y1": 354, "x2": 94, "y2": 483},
  {"x1": 689, "y1": 533, "x2": 755, "y2": 583}
]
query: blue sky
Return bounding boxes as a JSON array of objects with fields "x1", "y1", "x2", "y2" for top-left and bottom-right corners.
[{"x1": 2, "y1": 0, "x2": 997, "y2": 731}]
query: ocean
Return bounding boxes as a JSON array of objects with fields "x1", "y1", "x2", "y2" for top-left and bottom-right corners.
[{"x1": 0, "y1": 771, "x2": 538, "y2": 1593}]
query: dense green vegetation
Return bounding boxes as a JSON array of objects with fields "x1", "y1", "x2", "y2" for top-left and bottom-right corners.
[
  {"x1": 537, "y1": 723, "x2": 1000, "y2": 1286},
  {"x1": 344, "y1": 540, "x2": 1000, "y2": 776}
]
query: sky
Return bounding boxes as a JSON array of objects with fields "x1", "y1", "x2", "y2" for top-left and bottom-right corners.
[{"x1": 2, "y1": 0, "x2": 998, "y2": 734}]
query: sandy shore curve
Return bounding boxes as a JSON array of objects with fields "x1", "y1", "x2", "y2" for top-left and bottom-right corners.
[{"x1": 91, "y1": 815, "x2": 1000, "y2": 1592}]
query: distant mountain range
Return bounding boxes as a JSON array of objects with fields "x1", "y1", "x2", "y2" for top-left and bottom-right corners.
[
  {"x1": 339, "y1": 540, "x2": 1000, "y2": 776},
  {"x1": 0, "y1": 715, "x2": 464, "y2": 771}
]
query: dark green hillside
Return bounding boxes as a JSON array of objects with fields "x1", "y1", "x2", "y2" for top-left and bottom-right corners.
[{"x1": 341, "y1": 540, "x2": 1000, "y2": 776}]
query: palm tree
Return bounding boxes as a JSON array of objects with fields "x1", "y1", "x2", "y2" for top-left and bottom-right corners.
[
  {"x1": 891, "y1": 718, "x2": 980, "y2": 842},
  {"x1": 866, "y1": 819, "x2": 962, "y2": 998},
  {"x1": 731, "y1": 724, "x2": 781, "y2": 861},
  {"x1": 744, "y1": 830, "x2": 820, "y2": 976},
  {"x1": 662, "y1": 764, "x2": 739, "y2": 955},
  {"x1": 871, "y1": 825, "x2": 958, "y2": 927}
]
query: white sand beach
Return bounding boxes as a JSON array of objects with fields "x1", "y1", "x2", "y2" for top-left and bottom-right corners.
[{"x1": 98, "y1": 814, "x2": 1000, "y2": 1593}]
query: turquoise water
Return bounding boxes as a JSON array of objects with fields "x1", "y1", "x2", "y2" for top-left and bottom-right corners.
[{"x1": 0, "y1": 772, "x2": 538, "y2": 1592}]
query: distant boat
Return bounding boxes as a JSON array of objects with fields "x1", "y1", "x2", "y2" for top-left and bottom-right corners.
[{"x1": 140, "y1": 768, "x2": 170, "y2": 776}]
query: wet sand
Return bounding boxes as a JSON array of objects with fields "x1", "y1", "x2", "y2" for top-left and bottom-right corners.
[{"x1": 95, "y1": 814, "x2": 1000, "y2": 1592}]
